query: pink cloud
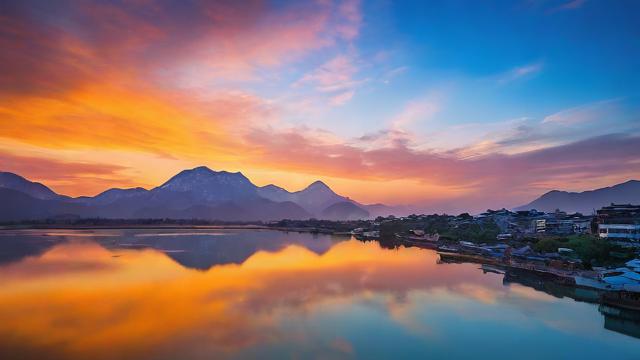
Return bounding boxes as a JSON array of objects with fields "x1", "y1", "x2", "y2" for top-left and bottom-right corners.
[
  {"x1": 330, "y1": 90, "x2": 355, "y2": 106},
  {"x1": 299, "y1": 55, "x2": 359, "y2": 92},
  {"x1": 244, "y1": 127, "x2": 640, "y2": 210},
  {"x1": 295, "y1": 53, "x2": 366, "y2": 106}
]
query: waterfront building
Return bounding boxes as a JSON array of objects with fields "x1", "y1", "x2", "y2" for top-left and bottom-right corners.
[
  {"x1": 597, "y1": 204, "x2": 640, "y2": 242},
  {"x1": 598, "y1": 224, "x2": 640, "y2": 241},
  {"x1": 534, "y1": 217, "x2": 591, "y2": 235}
]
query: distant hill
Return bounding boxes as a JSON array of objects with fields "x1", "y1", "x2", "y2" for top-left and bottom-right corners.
[
  {"x1": 0, "y1": 188, "x2": 87, "y2": 221},
  {"x1": 362, "y1": 203, "x2": 409, "y2": 218},
  {"x1": 258, "y1": 180, "x2": 354, "y2": 215},
  {"x1": 515, "y1": 180, "x2": 640, "y2": 214},
  {"x1": 0, "y1": 172, "x2": 64, "y2": 200},
  {"x1": 258, "y1": 180, "x2": 396, "y2": 218},
  {"x1": 0, "y1": 166, "x2": 392, "y2": 222},
  {"x1": 82, "y1": 187, "x2": 148, "y2": 205},
  {"x1": 320, "y1": 201, "x2": 369, "y2": 221}
]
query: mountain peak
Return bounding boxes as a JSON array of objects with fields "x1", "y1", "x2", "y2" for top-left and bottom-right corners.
[
  {"x1": 191, "y1": 165, "x2": 215, "y2": 173},
  {"x1": 186, "y1": 166, "x2": 247, "y2": 178},
  {"x1": 0, "y1": 171, "x2": 61, "y2": 200},
  {"x1": 620, "y1": 179, "x2": 640, "y2": 186},
  {"x1": 155, "y1": 166, "x2": 257, "y2": 204},
  {"x1": 305, "y1": 180, "x2": 331, "y2": 191},
  {"x1": 96, "y1": 187, "x2": 147, "y2": 196},
  {"x1": 262, "y1": 184, "x2": 285, "y2": 191},
  {"x1": 162, "y1": 166, "x2": 249, "y2": 186}
]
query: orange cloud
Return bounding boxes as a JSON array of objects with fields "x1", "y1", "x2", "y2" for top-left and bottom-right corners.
[{"x1": 0, "y1": 150, "x2": 146, "y2": 196}]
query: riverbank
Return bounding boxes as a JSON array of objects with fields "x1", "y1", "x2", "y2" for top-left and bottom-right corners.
[
  {"x1": 436, "y1": 249, "x2": 640, "y2": 311},
  {"x1": 0, "y1": 223, "x2": 355, "y2": 236}
]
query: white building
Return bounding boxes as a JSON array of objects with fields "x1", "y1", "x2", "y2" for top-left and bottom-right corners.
[{"x1": 598, "y1": 223, "x2": 640, "y2": 241}]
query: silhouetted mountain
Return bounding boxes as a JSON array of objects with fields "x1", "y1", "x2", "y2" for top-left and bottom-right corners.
[
  {"x1": 257, "y1": 184, "x2": 292, "y2": 202},
  {"x1": 0, "y1": 172, "x2": 63, "y2": 200},
  {"x1": 155, "y1": 166, "x2": 259, "y2": 202},
  {"x1": 293, "y1": 181, "x2": 350, "y2": 214},
  {"x1": 0, "y1": 166, "x2": 392, "y2": 221},
  {"x1": 258, "y1": 180, "x2": 369, "y2": 216},
  {"x1": 362, "y1": 203, "x2": 408, "y2": 218},
  {"x1": 77, "y1": 187, "x2": 148, "y2": 205},
  {"x1": 515, "y1": 180, "x2": 640, "y2": 214},
  {"x1": 0, "y1": 188, "x2": 87, "y2": 221},
  {"x1": 320, "y1": 201, "x2": 369, "y2": 220}
]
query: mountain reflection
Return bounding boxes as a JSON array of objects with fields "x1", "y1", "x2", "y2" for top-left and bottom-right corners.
[
  {"x1": 0, "y1": 229, "x2": 343, "y2": 270},
  {"x1": 0, "y1": 230, "x2": 639, "y2": 359},
  {"x1": 0, "y1": 231, "x2": 66, "y2": 265},
  {"x1": 104, "y1": 229, "x2": 342, "y2": 270}
]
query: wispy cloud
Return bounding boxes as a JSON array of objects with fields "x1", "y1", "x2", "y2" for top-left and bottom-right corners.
[
  {"x1": 298, "y1": 55, "x2": 360, "y2": 92},
  {"x1": 330, "y1": 90, "x2": 355, "y2": 106},
  {"x1": 542, "y1": 98, "x2": 622, "y2": 125},
  {"x1": 550, "y1": 0, "x2": 587, "y2": 13},
  {"x1": 497, "y1": 62, "x2": 544, "y2": 84},
  {"x1": 390, "y1": 92, "x2": 444, "y2": 130},
  {"x1": 295, "y1": 54, "x2": 366, "y2": 106},
  {"x1": 381, "y1": 66, "x2": 409, "y2": 84},
  {"x1": 448, "y1": 97, "x2": 640, "y2": 157}
]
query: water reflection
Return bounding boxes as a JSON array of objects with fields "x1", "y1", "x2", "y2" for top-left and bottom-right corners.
[
  {"x1": 0, "y1": 231, "x2": 65, "y2": 265},
  {"x1": 0, "y1": 229, "x2": 343, "y2": 270},
  {"x1": 0, "y1": 229, "x2": 639, "y2": 359}
]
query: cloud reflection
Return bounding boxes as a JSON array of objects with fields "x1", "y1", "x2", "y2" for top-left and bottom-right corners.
[{"x1": 0, "y1": 236, "x2": 634, "y2": 359}]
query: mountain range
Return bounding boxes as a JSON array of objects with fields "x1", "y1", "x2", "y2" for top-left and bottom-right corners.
[
  {"x1": 0, "y1": 166, "x2": 397, "y2": 222},
  {"x1": 515, "y1": 180, "x2": 640, "y2": 214}
]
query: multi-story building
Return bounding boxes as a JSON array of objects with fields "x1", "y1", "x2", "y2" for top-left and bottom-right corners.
[
  {"x1": 535, "y1": 219, "x2": 577, "y2": 235},
  {"x1": 532, "y1": 213, "x2": 592, "y2": 236},
  {"x1": 597, "y1": 204, "x2": 640, "y2": 242}
]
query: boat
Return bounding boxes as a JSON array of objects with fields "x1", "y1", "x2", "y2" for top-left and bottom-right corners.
[
  {"x1": 481, "y1": 264, "x2": 506, "y2": 275},
  {"x1": 437, "y1": 244, "x2": 459, "y2": 253},
  {"x1": 396, "y1": 231, "x2": 440, "y2": 243}
]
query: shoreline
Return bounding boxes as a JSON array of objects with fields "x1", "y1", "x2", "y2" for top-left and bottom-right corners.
[
  {"x1": 0, "y1": 224, "x2": 270, "y2": 230},
  {"x1": 0, "y1": 224, "x2": 352, "y2": 236}
]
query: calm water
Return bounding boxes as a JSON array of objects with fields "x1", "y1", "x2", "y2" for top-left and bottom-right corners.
[{"x1": 1, "y1": 229, "x2": 639, "y2": 360}]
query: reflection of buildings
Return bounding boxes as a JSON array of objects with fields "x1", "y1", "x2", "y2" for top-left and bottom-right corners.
[
  {"x1": 502, "y1": 270, "x2": 601, "y2": 303},
  {"x1": 599, "y1": 304, "x2": 640, "y2": 339},
  {"x1": 438, "y1": 256, "x2": 640, "y2": 340},
  {"x1": 505, "y1": 268, "x2": 640, "y2": 339}
]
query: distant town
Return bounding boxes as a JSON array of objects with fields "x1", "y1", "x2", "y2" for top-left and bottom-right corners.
[{"x1": 297, "y1": 203, "x2": 640, "y2": 310}]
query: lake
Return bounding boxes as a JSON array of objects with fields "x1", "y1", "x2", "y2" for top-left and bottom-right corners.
[{"x1": 1, "y1": 228, "x2": 639, "y2": 359}]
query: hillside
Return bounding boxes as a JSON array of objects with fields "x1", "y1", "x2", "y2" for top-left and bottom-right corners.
[{"x1": 515, "y1": 180, "x2": 640, "y2": 214}]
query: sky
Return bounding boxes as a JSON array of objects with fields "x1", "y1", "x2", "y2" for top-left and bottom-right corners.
[{"x1": 0, "y1": 0, "x2": 639, "y2": 213}]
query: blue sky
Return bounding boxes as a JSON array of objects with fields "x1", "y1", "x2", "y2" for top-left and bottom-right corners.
[{"x1": 309, "y1": 0, "x2": 640, "y2": 139}]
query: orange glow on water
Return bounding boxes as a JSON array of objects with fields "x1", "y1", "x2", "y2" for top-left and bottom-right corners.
[{"x1": 0, "y1": 237, "x2": 503, "y2": 359}]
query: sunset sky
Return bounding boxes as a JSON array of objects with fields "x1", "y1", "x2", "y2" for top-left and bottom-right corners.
[{"x1": 1, "y1": 0, "x2": 639, "y2": 212}]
